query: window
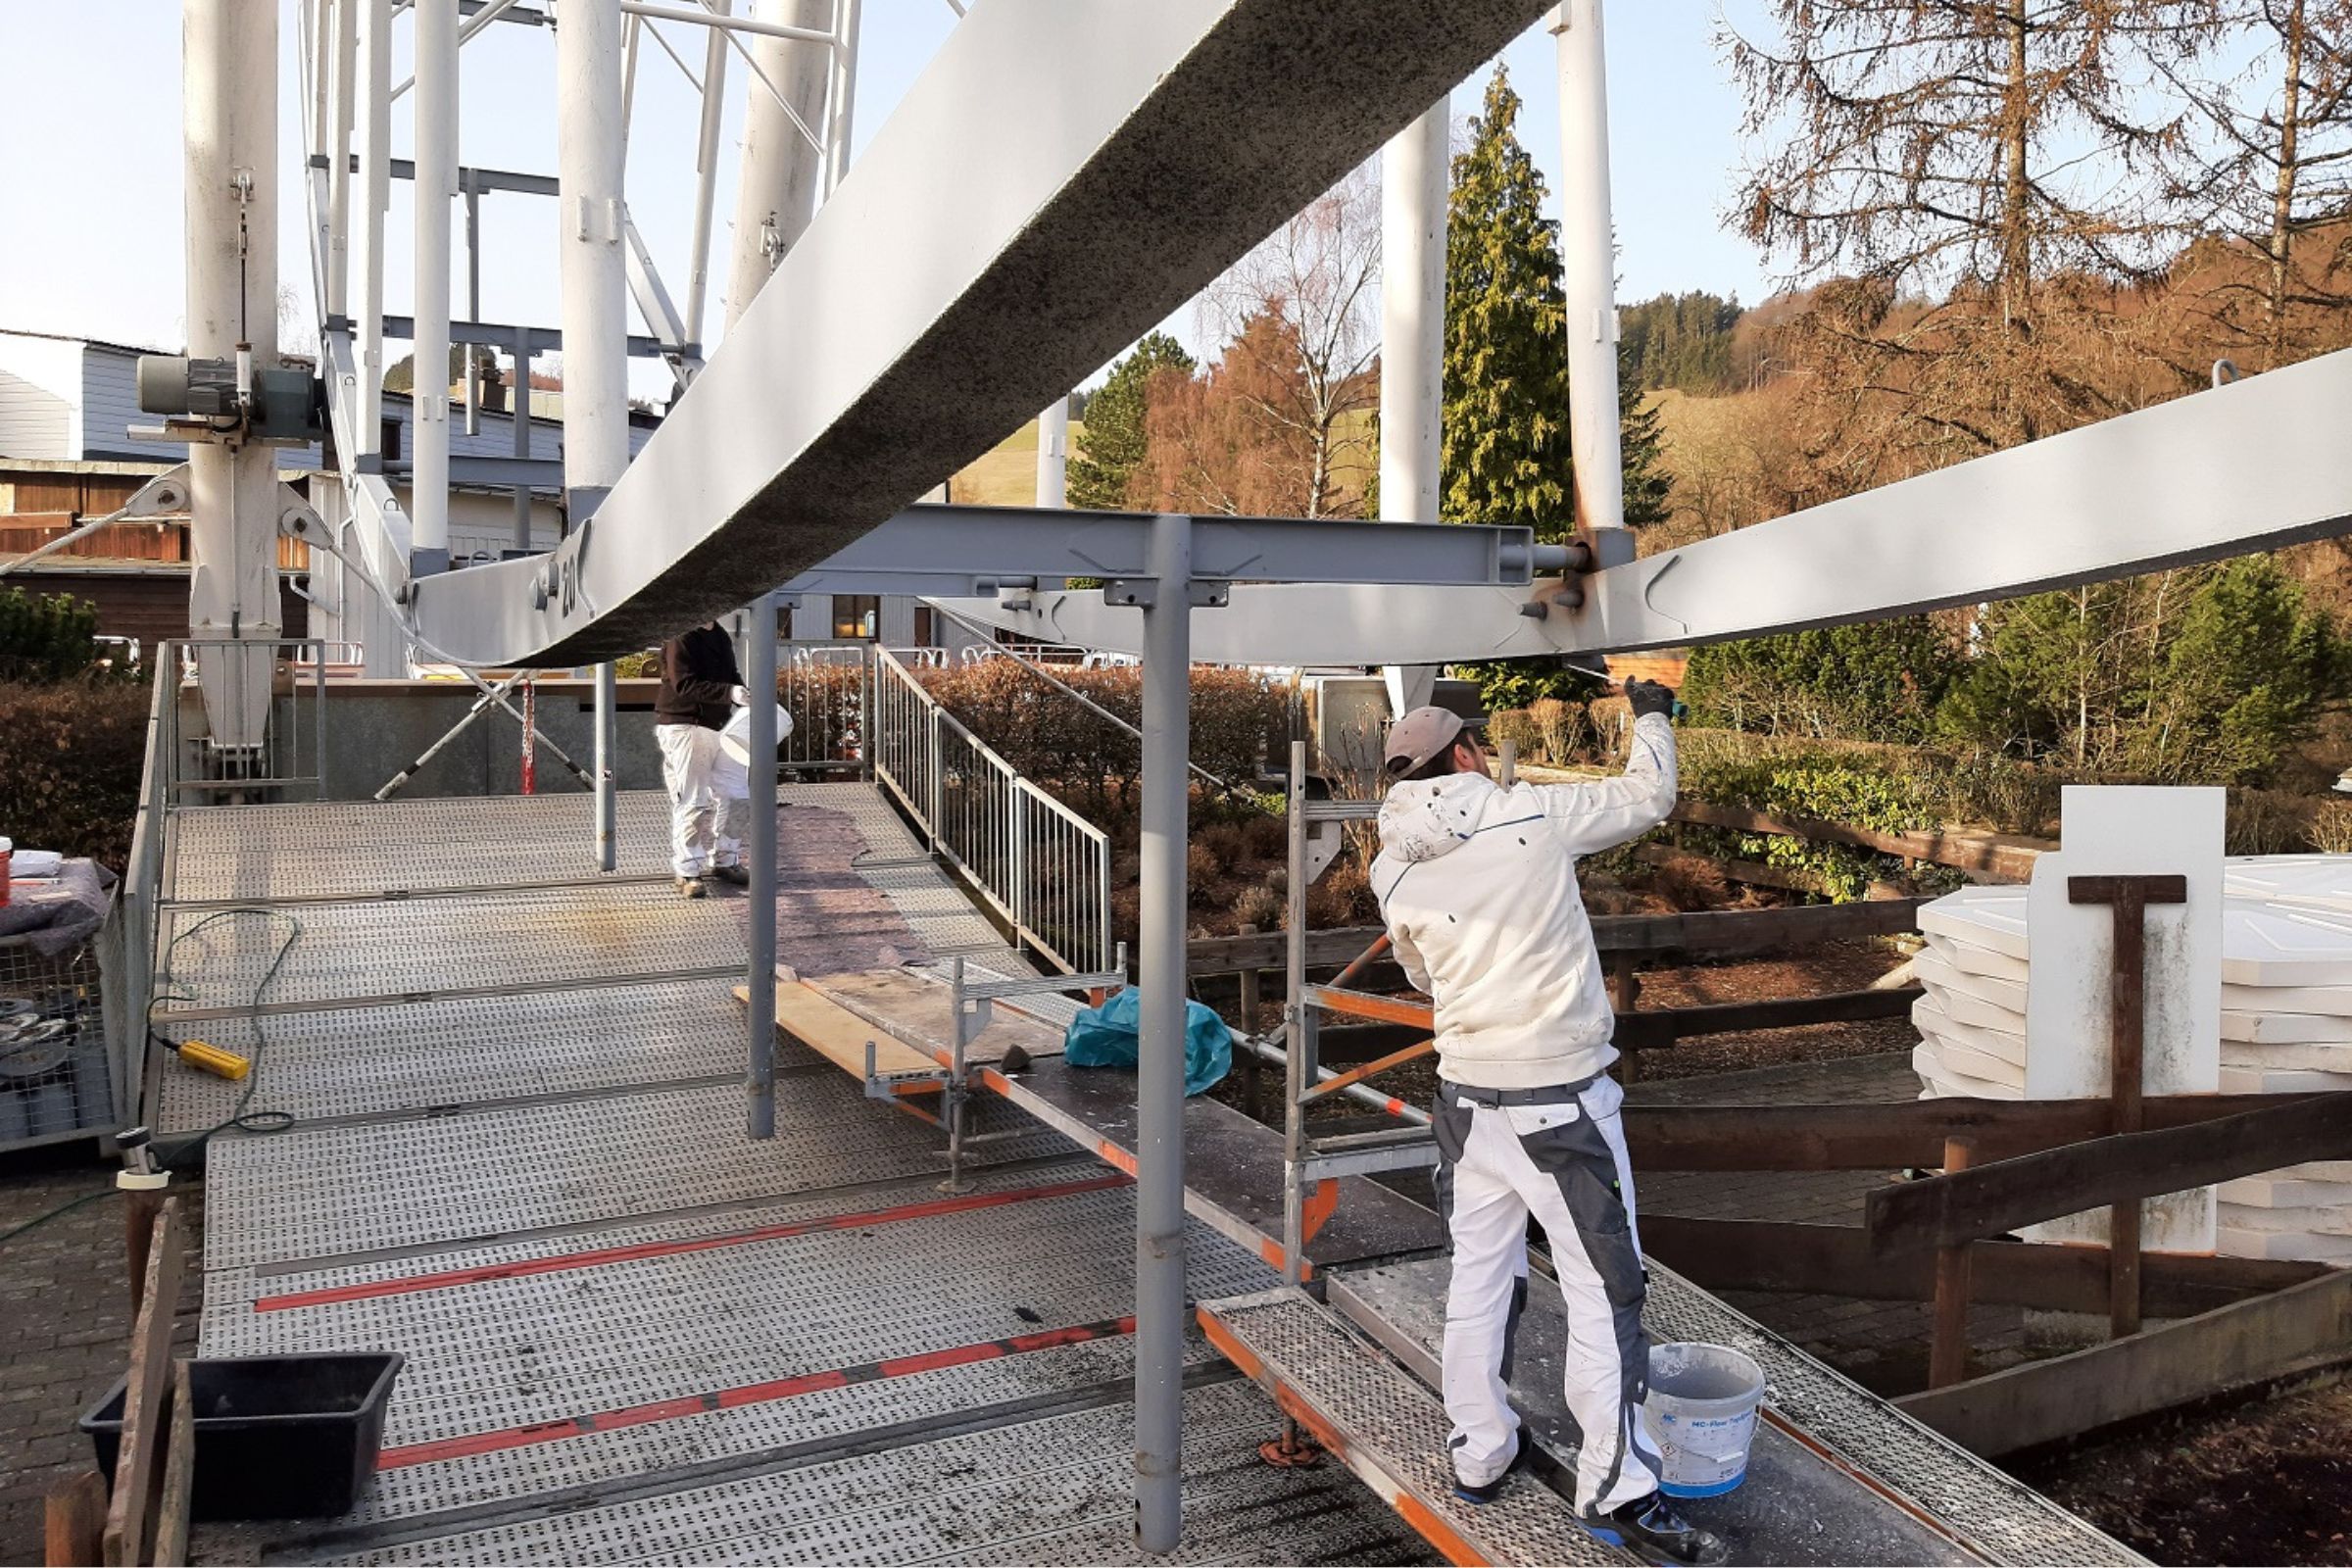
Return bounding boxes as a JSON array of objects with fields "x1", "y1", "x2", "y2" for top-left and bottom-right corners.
[
  {"x1": 774, "y1": 601, "x2": 794, "y2": 640},
  {"x1": 912, "y1": 606, "x2": 935, "y2": 647},
  {"x1": 832, "y1": 595, "x2": 879, "y2": 640}
]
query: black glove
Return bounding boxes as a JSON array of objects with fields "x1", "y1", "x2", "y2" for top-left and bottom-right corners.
[{"x1": 1625, "y1": 679, "x2": 1676, "y2": 721}]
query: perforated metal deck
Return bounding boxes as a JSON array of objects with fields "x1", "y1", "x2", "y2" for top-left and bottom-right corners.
[
  {"x1": 152, "y1": 977, "x2": 752, "y2": 1133},
  {"x1": 1201, "y1": 1288, "x2": 1631, "y2": 1566},
  {"x1": 200, "y1": 1074, "x2": 1073, "y2": 1270},
  {"x1": 167, "y1": 792, "x2": 677, "y2": 903},
  {"x1": 168, "y1": 786, "x2": 1429, "y2": 1564},
  {"x1": 320, "y1": 1381, "x2": 1426, "y2": 1566}
]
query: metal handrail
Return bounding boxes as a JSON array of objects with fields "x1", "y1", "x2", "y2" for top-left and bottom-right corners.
[{"x1": 871, "y1": 645, "x2": 1111, "y2": 974}]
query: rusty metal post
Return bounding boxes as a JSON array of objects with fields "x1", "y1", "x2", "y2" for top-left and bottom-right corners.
[
  {"x1": 1237, "y1": 935, "x2": 1263, "y2": 1123},
  {"x1": 1928, "y1": 1135, "x2": 1979, "y2": 1388},
  {"x1": 2067, "y1": 872, "x2": 2186, "y2": 1340}
]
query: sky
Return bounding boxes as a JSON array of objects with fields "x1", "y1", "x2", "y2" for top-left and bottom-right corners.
[{"x1": 0, "y1": 3, "x2": 1781, "y2": 391}]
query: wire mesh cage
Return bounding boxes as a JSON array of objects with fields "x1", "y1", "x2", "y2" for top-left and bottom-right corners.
[{"x1": 0, "y1": 927, "x2": 116, "y2": 1151}]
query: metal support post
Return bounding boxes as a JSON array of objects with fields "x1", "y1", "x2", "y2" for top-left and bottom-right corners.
[
  {"x1": 557, "y1": 0, "x2": 629, "y2": 870},
  {"x1": 725, "y1": 0, "x2": 829, "y2": 329},
  {"x1": 682, "y1": 0, "x2": 730, "y2": 345},
  {"x1": 822, "y1": 0, "x2": 862, "y2": 198},
  {"x1": 940, "y1": 956, "x2": 978, "y2": 1191},
  {"x1": 747, "y1": 591, "x2": 779, "y2": 1137},
  {"x1": 2067, "y1": 873, "x2": 2186, "y2": 1339},
  {"x1": 183, "y1": 0, "x2": 283, "y2": 754},
  {"x1": 1281, "y1": 740, "x2": 1311, "y2": 1287},
  {"x1": 1132, "y1": 512, "x2": 1192, "y2": 1552},
  {"x1": 1552, "y1": 0, "x2": 1623, "y2": 539},
  {"x1": 412, "y1": 0, "x2": 457, "y2": 570},
  {"x1": 1036, "y1": 396, "x2": 1068, "y2": 508},
  {"x1": 355, "y1": 0, "x2": 390, "y2": 455},
  {"x1": 1379, "y1": 95, "x2": 1446, "y2": 715},
  {"x1": 325, "y1": 0, "x2": 357, "y2": 320},
  {"x1": 512, "y1": 325, "x2": 533, "y2": 552},
  {"x1": 594, "y1": 664, "x2": 617, "y2": 870}
]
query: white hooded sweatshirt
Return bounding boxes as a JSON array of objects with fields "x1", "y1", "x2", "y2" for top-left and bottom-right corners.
[{"x1": 1370, "y1": 713, "x2": 1677, "y2": 1091}]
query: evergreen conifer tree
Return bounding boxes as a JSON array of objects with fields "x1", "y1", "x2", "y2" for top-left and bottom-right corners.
[{"x1": 1069, "y1": 332, "x2": 1195, "y2": 510}]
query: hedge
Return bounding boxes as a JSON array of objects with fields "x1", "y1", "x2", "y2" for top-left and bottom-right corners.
[{"x1": 0, "y1": 677, "x2": 149, "y2": 869}]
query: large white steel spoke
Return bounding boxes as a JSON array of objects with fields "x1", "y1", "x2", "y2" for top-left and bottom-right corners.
[{"x1": 937, "y1": 347, "x2": 2352, "y2": 663}]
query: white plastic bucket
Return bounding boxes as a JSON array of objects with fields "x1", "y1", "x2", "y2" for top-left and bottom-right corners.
[{"x1": 1641, "y1": 1342, "x2": 1765, "y2": 1497}]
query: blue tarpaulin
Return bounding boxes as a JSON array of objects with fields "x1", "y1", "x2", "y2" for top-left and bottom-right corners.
[{"x1": 1062, "y1": 988, "x2": 1232, "y2": 1097}]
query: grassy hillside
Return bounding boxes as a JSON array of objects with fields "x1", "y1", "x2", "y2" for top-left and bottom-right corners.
[{"x1": 949, "y1": 418, "x2": 1087, "y2": 508}]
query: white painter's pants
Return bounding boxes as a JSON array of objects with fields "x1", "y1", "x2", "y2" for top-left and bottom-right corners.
[
  {"x1": 657, "y1": 722, "x2": 747, "y2": 877},
  {"x1": 1432, "y1": 1073, "x2": 1662, "y2": 1515}
]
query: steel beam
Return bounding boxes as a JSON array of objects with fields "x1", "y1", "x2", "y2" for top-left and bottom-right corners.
[
  {"x1": 934, "y1": 346, "x2": 2352, "y2": 662},
  {"x1": 402, "y1": 0, "x2": 1561, "y2": 665},
  {"x1": 377, "y1": 314, "x2": 685, "y2": 361},
  {"x1": 778, "y1": 506, "x2": 1560, "y2": 598}
]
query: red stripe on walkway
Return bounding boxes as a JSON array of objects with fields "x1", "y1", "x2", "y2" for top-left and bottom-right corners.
[
  {"x1": 375, "y1": 1315, "x2": 1138, "y2": 1470},
  {"x1": 254, "y1": 1174, "x2": 1131, "y2": 1313}
]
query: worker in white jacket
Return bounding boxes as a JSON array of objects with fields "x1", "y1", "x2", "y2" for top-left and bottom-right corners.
[{"x1": 1371, "y1": 684, "x2": 1723, "y2": 1567}]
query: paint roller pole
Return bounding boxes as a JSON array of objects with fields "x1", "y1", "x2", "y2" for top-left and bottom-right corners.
[
  {"x1": 1132, "y1": 512, "x2": 1192, "y2": 1551},
  {"x1": 747, "y1": 590, "x2": 779, "y2": 1139}
]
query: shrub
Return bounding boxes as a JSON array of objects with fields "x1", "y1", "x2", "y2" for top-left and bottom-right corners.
[
  {"x1": 0, "y1": 588, "x2": 103, "y2": 683},
  {"x1": 1487, "y1": 708, "x2": 1541, "y2": 766},
  {"x1": 1233, "y1": 882, "x2": 1283, "y2": 930},
  {"x1": 1528, "y1": 697, "x2": 1581, "y2": 763},
  {"x1": 1684, "y1": 616, "x2": 1961, "y2": 743},
  {"x1": 0, "y1": 677, "x2": 149, "y2": 868},
  {"x1": 2310, "y1": 801, "x2": 2352, "y2": 856}
]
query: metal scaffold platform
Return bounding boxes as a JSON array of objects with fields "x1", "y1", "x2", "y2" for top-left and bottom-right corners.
[
  {"x1": 158, "y1": 785, "x2": 1419, "y2": 1565},
  {"x1": 151, "y1": 783, "x2": 2135, "y2": 1565}
]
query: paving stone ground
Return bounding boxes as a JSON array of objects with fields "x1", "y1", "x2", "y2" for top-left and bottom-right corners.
[{"x1": 0, "y1": 1142, "x2": 203, "y2": 1565}]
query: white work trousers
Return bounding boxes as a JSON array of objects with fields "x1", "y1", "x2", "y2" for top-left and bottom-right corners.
[
  {"x1": 1434, "y1": 1073, "x2": 1662, "y2": 1515},
  {"x1": 657, "y1": 722, "x2": 747, "y2": 877}
]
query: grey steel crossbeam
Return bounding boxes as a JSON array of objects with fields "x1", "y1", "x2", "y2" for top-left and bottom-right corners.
[
  {"x1": 782, "y1": 506, "x2": 1563, "y2": 598},
  {"x1": 337, "y1": 156, "x2": 562, "y2": 197},
  {"x1": 376, "y1": 314, "x2": 686, "y2": 362},
  {"x1": 402, "y1": 0, "x2": 1562, "y2": 666}
]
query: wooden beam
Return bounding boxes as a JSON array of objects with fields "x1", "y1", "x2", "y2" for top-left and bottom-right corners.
[
  {"x1": 1640, "y1": 1215, "x2": 2327, "y2": 1318},
  {"x1": 1882, "y1": 1100, "x2": 2352, "y2": 1259},
  {"x1": 150, "y1": 1361, "x2": 194, "y2": 1568},
  {"x1": 43, "y1": 1472, "x2": 106, "y2": 1568},
  {"x1": 1613, "y1": 985, "x2": 1923, "y2": 1051},
  {"x1": 1867, "y1": 1092, "x2": 2352, "y2": 1256},
  {"x1": 1896, "y1": 1266, "x2": 2352, "y2": 1457},
  {"x1": 1183, "y1": 897, "x2": 1930, "y2": 978},
  {"x1": 1623, "y1": 1094, "x2": 2316, "y2": 1173},
  {"x1": 102, "y1": 1199, "x2": 184, "y2": 1568}
]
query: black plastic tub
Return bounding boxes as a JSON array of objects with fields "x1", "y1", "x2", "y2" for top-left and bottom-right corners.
[{"x1": 80, "y1": 1352, "x2": 404, "y2": 1519}]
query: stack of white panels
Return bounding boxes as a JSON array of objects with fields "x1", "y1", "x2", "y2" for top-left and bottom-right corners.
[
  {"x1": 1909, "y1": 861, "x2": 2352, "y2": 1262},
  {"x1": 1912, "y1": 885, "x2": 2032, "y2": 1101}
]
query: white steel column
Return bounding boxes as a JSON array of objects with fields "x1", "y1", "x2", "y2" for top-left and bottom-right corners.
[
  {"x1": 326, "y1": 0, "x2": 357, "y2": 319},
  {"x1": 183, "y1": 0, "x2": 283, "y2": 753},
  {"x1": 559, "y1": 0, "x2": 631, "y2": 871},
  {"x1": 682, "y1": 0, "x2": 732, "y2": 344},
  {"x1": 412, "y1": 0, "x2": 459, "y2": 569},
  {"x1": 1035, "y1": 396, "x2": 1068, "y2": 508},
  {"x1": 1552, "y1": 0, "x2": 1623, "y2": 535},
  {"x1": 354, "y1": 0, "x2": 391, "y2": 454},
  {"x1": 724, "y1": 0, "x2": 831, "y2": 328},
  {"x1": 1380, "y1": 97, "x2": 1447, "y2": 716},
  {"x1": 1132, "y1": 513, "x2": 1192, "y2": 1552},
  {"x1": 822, "y1": 0, "x2": 861, "y2": 196}
]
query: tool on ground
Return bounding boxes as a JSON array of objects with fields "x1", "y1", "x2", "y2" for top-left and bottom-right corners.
[{"x1": 157, "y1": 1036, "x2": 253, "y2": 1081}]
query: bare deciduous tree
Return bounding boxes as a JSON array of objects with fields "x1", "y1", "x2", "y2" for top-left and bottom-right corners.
[
  {"x1": 2159, "y1": 0, "x2": 2352, "y2": 367},
  {"x1": 1194, "y1": 164, "x2": 1382, "y2": 518}
]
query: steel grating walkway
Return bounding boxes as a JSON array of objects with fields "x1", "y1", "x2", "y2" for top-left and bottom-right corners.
[{"x1": 165, "y1": 783, "x2": 1425, "y2": 1566}]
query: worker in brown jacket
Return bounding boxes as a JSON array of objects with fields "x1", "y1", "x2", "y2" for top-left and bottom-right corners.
[{"x1": 655, "y1": 622, "x2": 750, "y2": 898}]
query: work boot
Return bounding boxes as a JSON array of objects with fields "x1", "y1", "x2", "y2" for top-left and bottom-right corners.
[
  {"x1": 1585, "y1": 1493, "x2": 1728, "y2": 1566},
  {"x1": 709, "y1": 863, "x2": 751, "y2": 887},
  {"x1": 675, "y1": 875, "x2": 707, "y2": 900},
  {"x1": 1449, "y1": 1435, "x2": 1527, "y2": 1505}
]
